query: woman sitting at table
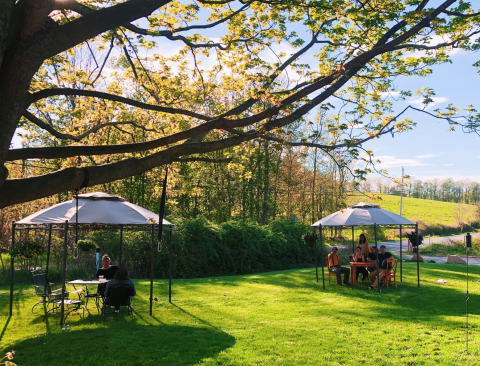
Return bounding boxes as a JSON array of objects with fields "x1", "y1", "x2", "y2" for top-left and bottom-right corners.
[
  {"x1": 96, "y1": 254, "x2": 118, "y2": 296},
  {"x1": 353, "y1": 246, "x2": 369, "y2": 283},
  {"x1": 356, "y1": 233, "x2": 371, "y2": 256},
  {"x1": 104, "y1": 266, "x2": 136, "y2": 314}
]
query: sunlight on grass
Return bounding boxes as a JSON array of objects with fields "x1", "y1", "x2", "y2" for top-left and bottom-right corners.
[{"x1": 1, "y1": 264, "x2": 480, "y2": 365}]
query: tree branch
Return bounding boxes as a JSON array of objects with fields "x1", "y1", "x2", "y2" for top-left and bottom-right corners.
[
  {"x1": 23, "y1": 111, "x2": 155, "y2": 142},
  {"x1": 27, "y1": 88, "x2": 212, "y2": 121}
]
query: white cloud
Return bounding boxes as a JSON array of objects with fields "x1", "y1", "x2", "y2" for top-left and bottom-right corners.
[
  {"x1": 409, "y1": 96, "x2": 448, "y2": 110},
  {"x1": 416, "y1": 154, "x2": 436, "y2": 159},
  {"x1": 371, "y1": 155, "x2": 430, "y2": 169},
  {"x1": 444, "y1": 163, "x2": 454, "y2": 166}
]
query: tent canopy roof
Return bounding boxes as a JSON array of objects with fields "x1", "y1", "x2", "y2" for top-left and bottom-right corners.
[
  {"x1": 17, "y1": 192, "x2": 173, "y2": 226},
  {"x1": 311, "y1": 201, "x2": 414, "y2": 227}
]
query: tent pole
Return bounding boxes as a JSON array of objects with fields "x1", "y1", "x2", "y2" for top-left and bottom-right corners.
[
  {"x1": 60, "y1": 220, "x2": 68, "y2": 327},
  {"x1": 399, "y1": 225, "x2": 402, "y2": 282},
  {"x1": 314, "y1": 227, "x2": 318, "y2": 283},
  {"x1": 352, "y1": 226, "x2": 355, "y2": 254},
  {"x1": 9, "y1": 221, "x2": 15, "y2": 317},
  {"x1": 169, "y1": 226, "x2": 172, "y2": 303},
  {"x1": 150, "y1": 224, "x2": 155, "y2": 316},
  {"x1": 416, "y1": 222, "x2": 420, "y2": 288},
  {"x1": 374, "y1": 223, "x2": 379, "y2": 293},
  {"x1": 119, "y1": 225, "x2": 123, "y2": 267},
  {"x1": 45, "y1": 224, "x2": 53, "y2": 279},
  {"x1": 320, "y1": 225, "x2": 325, "y2": 289}
]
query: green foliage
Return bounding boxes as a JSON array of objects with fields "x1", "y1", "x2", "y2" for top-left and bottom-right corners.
[
  {"x1": 76, "y1": 239, "x2": 96, "y2": 252},
  {"x1": 406, "y1": 232, "x2": 423, "y2": 246},
  {"x1": 9, "y1": 241, "x2": 44, "y2": 259}
]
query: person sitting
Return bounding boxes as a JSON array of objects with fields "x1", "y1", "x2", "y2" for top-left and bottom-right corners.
[
  {"x1": 96, "y1": 254, "x2": 118, "y2": 296},
  {"x1": 327, "y1": 247, "x2": 350, "y2": 285},
  {"x1": 366, "y1": 246, "x2": 378, "y2": 274},
  {"x1": 104, "y1": 266, "x2": 136, "y2": 314},
  {"x1": 357, "y1": 233, "x2": 371, "y2": 256},
  {"x1": 352, "y1": 246, "x2": 368, "y2": 283},
  {"x1": 368, "y1": 245, "x2": 393, "y2": 290}
]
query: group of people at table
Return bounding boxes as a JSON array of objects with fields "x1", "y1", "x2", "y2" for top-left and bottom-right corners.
[
  {"x1": 95, "y1": 254, "x2": 136, "y2": 313},
  {"x1": 327, "y1": 234, "x2": 393, "y2": 290}
]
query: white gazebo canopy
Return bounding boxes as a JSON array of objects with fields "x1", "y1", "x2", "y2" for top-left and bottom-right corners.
[
  {"x1": 17, "y1": 192, "x2": 173, "y2": 226},
  {"x1": 311, "y1": 201, "x2": 414, "y2": 227}
]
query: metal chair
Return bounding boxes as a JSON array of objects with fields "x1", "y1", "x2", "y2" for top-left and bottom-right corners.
[
  {"x1": 32, "y1": 273, "x2": 69, "y2": 312},
  {"x1": 102, "y1": 285, "x2": 134, "y2": 319}
]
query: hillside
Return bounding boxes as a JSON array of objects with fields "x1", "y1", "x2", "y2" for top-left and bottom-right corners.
[{"x1": 349, "y1": 194, "x2": 477, "y2": 227}]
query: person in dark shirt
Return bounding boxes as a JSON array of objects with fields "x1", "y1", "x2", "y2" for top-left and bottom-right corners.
[
  {"x1": 104, "y1": 266, "x2": 136, "y2": 313},
  {"x1": 96, "y1": 254, "x2": 119, "y2": 279},
  {"x1": 368, "y1": 245, "x2": 392, "y2": 290},
  {"x1": 352, "y1": 246, "x2": 368, "y2": 283},
  {"x1": 96, "y1": 254, "x2": 118, "y2": 296},
  {"x1": 366, "y1": 246, "x2": 378, "y2": 273}
]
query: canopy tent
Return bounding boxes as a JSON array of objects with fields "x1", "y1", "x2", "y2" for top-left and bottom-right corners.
[
  {"x1": 17, "y1": 192, "x2": 173, "y2": 226},
  {"x1": 11, "y1": 192, "x2": 174, "y2": 324},
  {"x1": 311, "y1": 202, "x2": 419, "y2": 291}
]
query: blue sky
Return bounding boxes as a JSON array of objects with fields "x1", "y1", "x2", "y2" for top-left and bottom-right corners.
[{"x1": 361, "y1": 49, "x2": 480, "y2": 182}]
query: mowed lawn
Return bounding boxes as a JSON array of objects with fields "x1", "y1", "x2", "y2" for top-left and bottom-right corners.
[{"x1": 1, "y1": 263, "x2": 480, "y2": 365}]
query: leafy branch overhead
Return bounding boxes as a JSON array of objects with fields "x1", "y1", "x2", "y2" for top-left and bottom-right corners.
[{"x1": 1, "y1": 0, "x2": 480, "y2": 207}]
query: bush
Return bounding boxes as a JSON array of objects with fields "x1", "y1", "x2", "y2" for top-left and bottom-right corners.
[
  {"x1": 77, "y1": 239, "x2": 96, "y2": 251},
  {"x1": 9, "y1": 240, "x2": 44, "y2": 259}
]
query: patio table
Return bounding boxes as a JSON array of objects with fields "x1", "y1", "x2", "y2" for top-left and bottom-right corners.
[
  {"x1": 68, "y1": 279, "x2": 109, "y2": 311},
  {"x1": 349, "y1": 262, "x2": 375, "y2": 286}
]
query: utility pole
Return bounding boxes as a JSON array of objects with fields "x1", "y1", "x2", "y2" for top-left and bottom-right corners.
[{"x1": 400, "y1": 166, "x2": 404, "y2": 216}]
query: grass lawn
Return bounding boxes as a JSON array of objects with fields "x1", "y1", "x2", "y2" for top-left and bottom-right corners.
[
  {"x1": 1, "y1": 264, "x2": 480, "y2": 365},
  {"x1": 349, "y1": 194, "x2": 477, "y2": 227}
]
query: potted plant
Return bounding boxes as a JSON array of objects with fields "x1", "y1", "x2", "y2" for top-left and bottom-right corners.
[
  {"x1": 405, "y1": 232, "x2": 423, "y2": 253},
  {"x1": 77, "y1": 239, "x2": 96, "y2": 252},
  {"x1": 9, "y1": 240, "x2": 44, "y2": 259}
]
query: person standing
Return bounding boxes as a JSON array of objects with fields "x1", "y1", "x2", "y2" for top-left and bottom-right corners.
[
  {"x1": 357, "y1": 233, "x2": 371, "y2": 256},
  {"x1": 327, "y1": 247, "x2": 350, "y2": 285}
]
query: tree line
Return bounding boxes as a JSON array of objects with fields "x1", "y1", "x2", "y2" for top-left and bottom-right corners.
[{"x1": 360, "y1": 177, "x2": 480, "y2": 204}]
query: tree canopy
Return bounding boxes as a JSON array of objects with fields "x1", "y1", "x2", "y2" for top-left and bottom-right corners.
[{"x1": 1, "y1": 0, "x2": 479, "y2": 208}]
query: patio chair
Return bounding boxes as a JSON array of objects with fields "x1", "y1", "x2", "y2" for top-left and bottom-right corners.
[
  {"x1": 326, "y1": 258, "x2": 337, "y2": 284},
  {"x1": 102, "y1": 284, "x2": 134, "y2": 319},
  {"x1": 384, "y1": 259, "x2": 398, "y2": 288},
  {"x1": 32, "y1": 273, "x2": 69, "y2": 312}
]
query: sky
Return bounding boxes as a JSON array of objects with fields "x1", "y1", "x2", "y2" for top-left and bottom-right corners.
[
  {"x1": 361, "y1": 49, "x2": 480, "y2": 182},
  {"x1": 12, "y1": 2, "x2": 480, "y2": 184}
]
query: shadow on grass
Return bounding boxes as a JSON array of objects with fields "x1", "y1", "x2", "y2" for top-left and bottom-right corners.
[{"x1": 10, "y1": 323, "x2": 235, "y2": 366}]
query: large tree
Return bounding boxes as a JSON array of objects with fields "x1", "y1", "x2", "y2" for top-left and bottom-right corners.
[{"x1": 0, "y1": 0, "x2": 479, "y2": 208}]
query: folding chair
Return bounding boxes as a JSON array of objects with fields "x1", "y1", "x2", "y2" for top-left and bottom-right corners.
[
  {"x1": 102, "y1": 285, "x2": 134, "y2": 319},
  {"x1": 32, "y1": 273, "x2": 69, "y2": 312}
]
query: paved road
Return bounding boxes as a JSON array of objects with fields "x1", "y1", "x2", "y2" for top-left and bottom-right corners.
[{"x1": 338, "y1": 232, "x2": 480, "y2": 265}]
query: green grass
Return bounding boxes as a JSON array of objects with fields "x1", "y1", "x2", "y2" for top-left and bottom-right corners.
[
  {"x1": 2, "y1": 264, "x2": 480, "y2": 365},
  {"x1": 348, "y1": 194, "x2": 477, "y2": 227}
]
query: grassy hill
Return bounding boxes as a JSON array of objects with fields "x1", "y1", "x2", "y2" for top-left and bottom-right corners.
[{"x1": 347, "y1": 194, "x2": 477, "y2": 227}]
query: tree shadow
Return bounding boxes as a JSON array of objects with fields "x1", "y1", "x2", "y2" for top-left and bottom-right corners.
[{"x1": 9, "y1": 323, "x2": 235, "y2": 366}]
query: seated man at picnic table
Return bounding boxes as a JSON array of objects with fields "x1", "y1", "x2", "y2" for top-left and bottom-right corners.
[
  {"x1": 96, "y1": 254, "x2": 118, "y2": 296},
  {"x1": 368, "y1": 245, "x2": 392, "y2": 290},
  {"x1": 328, "y1": 247, "x2": 350, "y2": 285},
  {"x1": 366, "y1": 246, "x2": 378, "y2": 273}
]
